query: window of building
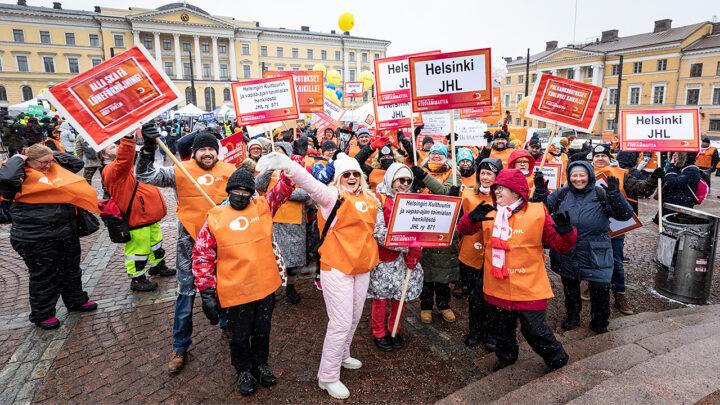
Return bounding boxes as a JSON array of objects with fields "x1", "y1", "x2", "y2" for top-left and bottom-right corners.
[
  {"x1": 504, "y1": 93, "x2": 511, "y2": 107},
  {"x1": 202, "y1": 64, "x2": 211, "y2": 78},
  {"x1": 201, "y1": 42, "x2": 209, "y2": 54},
  {"x1": 608, "y1": 88, "x2": 618, "y2": 105},
  {"x1": 88, "y1": 34, "x2": 100, "y2": 47},
  {"x1": 363, "y1": 92, "x2": 369, "y2": 102},
  {"x1": 321, "y1": 50, "x2": 327, "y2": 60},
  {"x1": 652, "y1": 85, "x2": 665, "y2": 104},
  {"x1": 349, "y1": 52, "x2": 355, "y2": 61},
  {"x1": 185, "y1": 87, "x2": 195, "y2": 104},
  {"x1": 531, "y1": 73, "x2": 537, "y2": 82},
  {"x1": 518, "y1": 75, "x2": 524, "y2": 84},
  {"x1": 633, "y1": 62, "x2": 642, "y2": 74},
  {"x1": 292, "y1": 48, "x2": 298, "y2": 59},
  {"x1": 586, "y1": 67, "x2": 593, "y2": 78},
  {"x1": 21, "y1": 85, "x2": 33, "y2": 101},
  {"x1": 516, "y1": 93, "x2": 523, "y2": 103},
  {"x1": 362, "y1": 52, "x2": 368, "y2": 63},
  {"x1": 505, "y1": 76, "x2": 511, "y2": 85},
  {"x1": 243, "y1": 65, "x2": 251, "y2": 79},
  {"x1": 183, "y1": 63, "x2": 192, "y2": 77},
  {"x1": 218, "y1": 43, "x2": 227, "y2": 54},
  {"x1": 713, "y1": 87, "x2": 720, "y2": 105},
  {"x1": 164, "y1": 62, "x2": 173, "y2": 76},
  {"x1": 182, "y1": 41, "x2": 190, "y2": 52},
  {"x1": 242, "y1": 43, "x2": 250, "y2": 55},
  {"x1": 686, "y1": 88, "x2": 700, "y2": 105},
  {"x1": 538, "y1": 121, "x2": 546, "y2": 129},
  {"x1": 657, "y1": 59, "x2": 667, "y2": 71},
  {"x1": 349, "y1": 69, "x2": 356, "y2": 82},
  {"x1": 259, "y1": 46, "x2": 267, "y2": 57},
  {"x1": 629, "y1": 86, "x2": 641, "y2": 104},
  {"x1": 91, "y1": 58, "x2": 102, "y2": 67},
  {"x1": 335, "y1": 51, "x2": 341, "y2": 61},
  {"x1": 717, "y1": 62, "x2": 720, "y2": 76},
  {"x1": 114, "y1": 34, "x2": 124, "y2": 48},
  {"x1": 374, "y1": 53, "x2": 380, "y2": 60},
  {"x1": 611, "y1": 64, "x2": 620, "y2": 76},
  {"x1": 567, "y1": 69, "x2": 574, "y2": 80},
  {"x1": 277, "y1": 66, "x2": 284, "y2": 71},
  {"x1": 68, "y1": 57, "x2": 79, "y2": 74},
  {"x1": 0, "y1": 86, "x2": 6, "y2": 102},
  {"x1": 515, "y1": 117, "x2": 521, "y2": 126},
  {"x1": 690, "y1": 63, "x2": 703, "y2": 77},
  {"x1": 223, "y1": 88, "x2": 231, "y2": 102},
  {"x1": 16, "y1": 55, "x2": 29, "y2": 72},
  {"x1": 13, "y1": 29, "x2": 24, "y2": 43},
  {"x1": 143, "y1": 37, "x2": 152, "y2": 50},
  {"x1": 204, "y1": 87, "x2": 215, "y2": 111},
  {"x1": 275, "y1": 47, "x2": 283, "y2": 57},
  {"x1": 710, "y1": 119, "x2": 720, "y2": 132},
  {"x1": 607, "y1": 119, "x2": 617, "y2": 131},
  {"x1": 163, "y1": 39, "x2": 171, "y2": 51},
  {"x1": 220, "y1": 64, "x2": 228, "y2": 78},
  {"x1": 43, "y1": 56, "x2": 55, "y2": 73},
  {"x1": 40, "y1": 31, "x2": 50, "y2": 44},
  {"x1": 307, "y1": 49, "x2": 313, "y2": 60}
]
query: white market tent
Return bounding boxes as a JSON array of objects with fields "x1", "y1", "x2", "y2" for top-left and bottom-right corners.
[
  {"x1": 214, "y1": 104, "x2": 235, "y2": 119},
  {"x1": 175, "y1": 103, "x2": 206, "y2": 117},
  {"x1": 7, "y1": 98, "x2": 48, "y2": 115},
  {"x1": 341, "y1": 101, "x2": 373, "y2": 123}
]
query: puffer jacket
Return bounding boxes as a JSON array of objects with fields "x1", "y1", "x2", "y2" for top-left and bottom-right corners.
[
  {"x1": 663, "y1": 164, "x2": 702, "y2": 209},
  {"x1": 545, "y1": 161, "x2": 633, "y2": 283}
]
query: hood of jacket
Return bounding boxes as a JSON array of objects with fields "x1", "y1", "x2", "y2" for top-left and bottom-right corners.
[
  {"x1": 377, "y1": 162, "x2": 413, "y2": 198},
  {"x1": 507, "y1": 149, "x2": 536, "y2": 175}
]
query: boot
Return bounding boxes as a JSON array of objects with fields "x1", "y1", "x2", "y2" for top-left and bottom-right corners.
[
  {"x1": 589, "y1": 283, "x2": 611, "y2": 334},
  {"x1": 319, "y1": 380, "x2": 350, "y2": 400},
  {"x1": 484, "y1": 335, "x2": 497, "y2": 353},
  {"x1": 391, "y1": 333, "x2": 404, "y2": 349},
  {"x1": 580, "y1": 283, "x2": 590, "y2": 301},
  {"x1": 374, "y1": 333, "x2": 393, "y2": 352},
  {"x1": 420, "y1": 310, "x2": 433, "y2": 324},
  {"x1": 36, "y1": 316, "x2": 60, "y2": 330},
  {"x1": 148, "y1": 261, "x2": 176, "y2": 277},
  {"x1": 440, "y1": 309, "x2": 456, "y2": 323},
  {"x1": 562, "y1": 279, "x2": 582, "y2": 330},
  {"x1": 252, "y1": 364, "x2": 277, "y2": 387},
  {"x1": 168, "y1": 351, "x2": 187, "y2": 374},
  {"x1": 236, "y1": 371, "x2": 257, "y2": 396},
  {"x1": 68, "y1": 299, "x2": 98, "y2": 312},
  {"x1": 614, "y1": 292, "x2": 634, "y2": 315},
  {"x1": 464, "y1": 333, "x2": 482, "y2": 348},
  {"x1": 131, "y1": 275, "x2": 158, "y2": 292},
  {"x1": 285, "y1": 284, "x2": 301, "y2": 305}
]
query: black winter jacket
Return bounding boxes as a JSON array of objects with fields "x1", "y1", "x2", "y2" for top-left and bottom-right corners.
[{"x1": 663, "y1": 164, "x2": 702, "y2": 209}]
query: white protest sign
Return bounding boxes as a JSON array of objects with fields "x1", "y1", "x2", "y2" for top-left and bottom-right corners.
[
  {"x1": 373, "y1": 101, "x2": 423, "y2": 131},
  {"x1": 231, "y1": 76, "x2": 299, "y2": 126},
  {"x1": 247, "y1": 121, "x2": 282, "y2": 137},
  {"x1": 533, "y1": 164, "x2": 562, "y2": 192},
  {"x1": 454, "y1": 119, "x2": 488, "y2": 147},
  {"x1": 323, "y1": 97, "x2": 346, "y2": 122},
  {"x1": 420, "y1": 113, "x2": 451, "y2": 135},
  {"x1": 344, "y1": 82, "x2": 364, "y2": 98},
  {"x1": 374, "y1": 51, "x2": 441, "y2": 105},
  {"x1": 620, "y1": 108, "x2": 700, "y2": 152},
  {"x1": 384, "y1": 193, "x2": 463, "y2": 248}
]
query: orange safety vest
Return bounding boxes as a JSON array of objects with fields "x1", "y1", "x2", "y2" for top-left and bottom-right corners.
[
  {"x1": 460, "y1": 174, "x2": 476, "y2": 191},
  {"x1": 695, "y1": 147, "x2": 717, "y2": 169},
  {"x1": 206, "y1": 200, "x2": 281, "y2": 308},
  {"x1": 481, "y1": 202, "x2": 554, "y2": 302},
  {"x1": 174, "y1": 159, "x2": 236, "y2": 240},
  {"x1": 14, "y1": 163, "x2": 99, "y2": 213},
  {"x1": 47, "y1": 138, "x2": 66, "y2": 153},
  {"x1": 369, "y1": 169, "x2": 386, "y2": 191},
  {"x1": 594, "y1": 166, "x2": 636, "y2": 203},
  {"x1": 639, "y1": 152, "x2": 658, "y2": 172},
  {"x1": 318, "y1": 192, "x2": 379, "y2": 275},
  {"x1": 458, "y1": 189, "x2": 492, "y2": 269},
  {"x1": 490, "y1": 148, "x2": 515, "y2": 167},
  {"x1": 267, "y1": 171, "x2": 303, "y2": 225}
]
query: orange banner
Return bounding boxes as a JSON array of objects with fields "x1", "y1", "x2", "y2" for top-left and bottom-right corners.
[{"x1": 264, "y1": 70, "x2": 323, "y2": 113}]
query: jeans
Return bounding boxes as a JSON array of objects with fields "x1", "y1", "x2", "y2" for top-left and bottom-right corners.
[
  {"x1": 172, "y1": 293, "x2": 228, "y2": 353},
  {"x1": 611, "y1": 235, "x2": 625, "y2": 293}
]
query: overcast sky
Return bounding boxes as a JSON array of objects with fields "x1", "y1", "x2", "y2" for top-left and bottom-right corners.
[{"x1": 57, "y1": 0, "x2": 719, "y2": 59}]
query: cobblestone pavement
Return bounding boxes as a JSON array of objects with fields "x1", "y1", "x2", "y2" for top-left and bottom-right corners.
[{"x1": 1, "y1": 170, "x2": 720, "y2": 404}]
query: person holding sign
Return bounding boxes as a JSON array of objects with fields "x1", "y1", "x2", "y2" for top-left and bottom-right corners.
[
  {"x1": 0, "y1": 144, "x2": 99, "y2": 329},
  {"x1": 487, "y1": 131, "x2": 515, "y2": 167},
  {"x1": 255, "y1": 151, "x2": 380, "y2": 400},
  {"x1": 137, "y1": 125, "x2": 236, "y2": 374},
  {"x1": 456, "y1": 169, "x2": 576, "y2": 371},
  {"x1": 368, "y1": 163, "x2": 423, "y2": 352},
  {"x1": 356, "y1": 130, "x2": 415, "y2": 192}
]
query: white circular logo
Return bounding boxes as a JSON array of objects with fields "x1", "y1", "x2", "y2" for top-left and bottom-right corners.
[
  {"x1": 473, "y1": 242, "x2": 482, "y2": 250},
  {"x1": 355, "y1": 201, "x2": 368, "y2": 213},
  {"x1": 38, "y1": 176, "x2": 50, "y2": 184},
  {"x1": 229, "y1": 216, "x2": 249, "y2": 231},
  {"x1": 197, "y1": 174, "x2": 214, "y2": 186}
]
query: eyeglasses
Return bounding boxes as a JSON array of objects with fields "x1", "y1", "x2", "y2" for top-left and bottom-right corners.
[
  {"x1": 31, "y1": 158, "x2": 54, "y2": 166},
  {"x1": 395, "y1": 178, "x2": 412, "y2": 185},
  {"x1": 514, "y1": 160, "x2": 530, "y2": 166},
  {"x1": 342, "y1": 171, "x2": 361, "y2": 179}
]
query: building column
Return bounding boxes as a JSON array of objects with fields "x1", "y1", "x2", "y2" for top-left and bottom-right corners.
[
  {"x1": 173, "y1": 33, "x2": 183, "y2": 79},
  {"x1": 133, "y1": 31, "x2": 140, "y2": 46},
  {"x1": 193, "y1": 35, "x2": 202, "y2": 80},
  {"x1": 211, "y1": 36, "x2": 220, "y2": 81},
  {"x1": 228, "y1": 36, "x2": 237, "y2": 81},
  {"x1": 592, "y1": 63, "x2": 604, "y2": 86},
  {"x1": 153, "y1": 32, "x2": 162, "y2": 66},
  {"x1": 573, "y1": 66, "x2": 581, "y2": 81},
  {"x1": 343, "y1": 50, "x2": 349, "y2": 83}
]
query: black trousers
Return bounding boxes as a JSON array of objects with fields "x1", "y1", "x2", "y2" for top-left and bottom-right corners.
[
  {"x1": 420, "y1": 282, "x2": 451, "y2": 310},
  {"x1": 227, "y1": 292, "x2": 275, "y2": 373},
  {"x1": 11, "y1": 237, "x2": 88, "y2": 323},
  {"x1": 464, "y1": 262, "x2": 491, "y2": 337},
  {"x1": 457, "y1": 262, "x2": 476, "y2": 290},
  {"x1": 494, "y1": 306, "x2": 568, "y2": 368},
  {"x1": 561, "y1": 276, "x2": 610, "y2": 332}
]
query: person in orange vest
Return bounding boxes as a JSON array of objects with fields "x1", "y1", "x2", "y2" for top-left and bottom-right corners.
[
  {"x1": 695, "y1": 137, "x2": 719, "y2": 182},
  {"x1": 488, "y1": 131, "x2": 515, "y2": 167},
  {"x1": 44, "y1": 127, "x2": 66, "y2": 153},
  {"x1": 458, "y1": 158, "x2": 502, "y2": 350},
  {"x1": 192, "y1": 166, "x2": 294, "y2": 396},
  {"x1": 507, "y1": 149, "x2": 536, "y2": 189},
  {"x1": 346, "y1": 127, "x2": 371, "y2": 157},
  {"x1": 0, "y1": 144, "x2": 98, "y2": 329},
  {"x1": 418, "y1": 135, "x2": 435, "y2": 163},
  {"x1": 355, "y1": 131, "x2": 414, "y2": 192},
  {"x1": 99, "y1": 131, "x2": 174, "y2": 292},
  {"x1": 457, "y1": 169, "x2": 577, "y2": 371},
  {"x1": 255, "y1": 151, "x2": 380, "y2": 400},
  {"x1": 527, "y1": 137, "x2": 543, "y2": 163},
  {"x1": 137, "y1": 124, "x2": 236, "y2": 374}
]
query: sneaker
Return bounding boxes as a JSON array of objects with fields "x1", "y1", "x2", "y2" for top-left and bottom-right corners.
[
  {"x1": 236, "y1": 371, "x2": 257, "y2": 396},
  {"x1": 314, "y1": 274, "x2": 322, "y2": 291},
  {"x1": 130, "y1": 276, "x2": 158, "y2": 292},
  {"x1": 168, "y1": 351, "x2": 187, "y2": 374},
  {"x1": 36, "y1": 316, "x2": 60, "y2": 330},
  {"x1": 319, "y1": 380, "x2": 350, "y2": 400},
  {"x1": 420, "y1": 310, "x2": 433, "y2": 324},
  {"x1": 440, "y1": 309, "x2": 456, "y2": 323},
  {"x1": 341, "y1": 357, "x2": 362, "y2": 370},
  {"x1": 148, "y1": 262, "x2": 176, "y2": 277},
  {"x1": 69, "y1": 299, "x2": 97, "y2": 312},
  {"x1": 374, "y1": 334, "x2": 393, "y2": 352},
  {"x1": 252, "y1": 364, "x2": 277, "y2": 387},
  {"x1": 614, "y1": 292, "x2": 634, "y2": 315},
  {"x1": 286, "y1": 284, "x2": 301, "y2": 305}
]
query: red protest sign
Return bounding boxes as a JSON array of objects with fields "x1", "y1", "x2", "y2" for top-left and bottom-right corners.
[
  {"x1": 344, "y1": 82, "x2": 364, "y2": 98},
  {"x1": 409, "y1": 48, "x2": 492, "y2": 113},
  {"x1": 220, "y1": 131, "x2": 247, "y2": 167},
  {"x1": 620, "y1": 108, "x2": 700, "y2": 152},
  {"x1": 460, "y1": 87, "x2": 502, "y2": 119},
  {"x1": 263, "y1": 70, "x2": 323, "y2": 113},
  {"x1": 45, "y1": 46, "x2": 183, "y2": 151},
  {"x1": 524, "y1": 73, "x2": 605, "y2": 133},
  {"x1": 373, "y1": 100, "x2": 423, "y2": 131},
  {"x1": 374, "y1": 50, "x2": 440, "y2": 106},
  {"x1": 231, "y1": 76, "x2": 300, "y2": 126},
  {"x1": 385, "y1": 193, "x2": 462, "y2": 248}
]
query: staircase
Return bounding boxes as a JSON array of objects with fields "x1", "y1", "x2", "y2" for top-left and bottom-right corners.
[{"x1": 437, "y1": 305, "x2": 720, "y2": 404}]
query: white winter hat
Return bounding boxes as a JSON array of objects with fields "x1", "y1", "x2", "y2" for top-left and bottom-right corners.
[{"x1": 333, "y1": 153, "x2": 363, "y2": 181}]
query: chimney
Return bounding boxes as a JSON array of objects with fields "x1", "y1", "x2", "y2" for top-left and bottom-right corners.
[
  {"x1": 546, "y1": 40, "x2": 558, "y2": 51},
  {"x1": 94, "y1": 5, "x2": 100, "y2": 12},
  {"x1": 601, "y1": 29, "x2": 619, "y2": 43},
  {"x1": 53, "y1": 2, "x2": 61, "y2": 9},
  {"x1": 17, "y1": 0, "x2": 26, "y2": 5},
  {"x1": 516, "y1": 56, "x2": 522, "y2": 61},
  {"x1": 654, "y1": 19, "x2": 672, "y2": 33},
  {"x1": 503, "y1": 57, "x2": 513, "y2": 63},
  {"x1": 300, "y1": 26, "x2": 309, "y2": 32}
]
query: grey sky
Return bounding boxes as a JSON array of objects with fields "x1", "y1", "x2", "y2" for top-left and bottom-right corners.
[{"x1": 56, "y1": 0, "x2": 718, "y2": 59}]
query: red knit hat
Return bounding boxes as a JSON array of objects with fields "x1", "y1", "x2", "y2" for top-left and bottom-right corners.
[
  {"x1": 490, "y1": 168, "x2": 530, "y2": 202},
  {"x1": 507, "y1": 149, "x2": 536, "y2": 175}
]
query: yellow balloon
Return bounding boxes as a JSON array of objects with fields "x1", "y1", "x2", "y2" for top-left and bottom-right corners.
[
  {"x1": 517, "y1": 96, "x2": 530, "y2": 119},
  {"x1": 312, "y1": 63, "x2": 327, "y2": 77},
  {"x1": 326, "y1": 69, "x2": 341, "y2": 86},
  {"x1": 324, "y1": 87, "x2": 339, "y2": 103},
  {"x1": 338, "y1": 12, "x2": 354, "y2": 32},
  {"x1": 358, "y1": 70, "x2": 375, "y2": 90}
]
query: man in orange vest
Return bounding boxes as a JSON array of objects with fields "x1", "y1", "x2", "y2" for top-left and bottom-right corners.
[
  {"x1": 695, "y1": 137, "x2": 718, "y2": 183},
  {"x1": 488, "y1": 131, "x2": 515, "y2": 167},
  {"x1": 192, "y1": 167, "x2": 293, "y2": 396},
  {"x1": 137, "y1": 123, "x2": 236, "y2": 374}
]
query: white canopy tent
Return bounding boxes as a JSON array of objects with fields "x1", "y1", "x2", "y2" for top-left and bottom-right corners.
[
  {"x1": 341, "y1": 101, "x2": 374, "y2": 123},
  {"x1": 7, "y1": 98, "x2": 49, "y2": 115},
  {"x1": 174, "y1": 103, "x2": 206, "y2": 117}
]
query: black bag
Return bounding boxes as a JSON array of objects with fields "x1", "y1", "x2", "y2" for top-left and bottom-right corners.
[
  {"x1": 102, "y1": 181, "x2": 139, "y2": 243},
  {"x1": 309, "y1": 198, "x2": 343, "y2": 253},
  {"x1": 76, "y1": 209, "x2": 100, "y2": 237}
]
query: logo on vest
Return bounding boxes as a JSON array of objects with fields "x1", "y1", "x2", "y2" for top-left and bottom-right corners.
[
  {"x1": 229, "y1": 216, "x2": 249, "y2": 231},
  {"x1": 508, "y1": 267, "x2": 527, "y2": 274},
  {"x1": 38, "y1": 176, "x2": 50, "y2": 185},
  {"x1": 355, "y1": 201, "x2": 369, "y2": 213},
  {"x1": 197, "y1": 174, "x2": 215, "y2": 186},
  {"x1": 512, "y1": 228, "x2": 524, "y2": 235},
  {"x1": 473, "y1": 242, "x2": 482, "y2": 250}
]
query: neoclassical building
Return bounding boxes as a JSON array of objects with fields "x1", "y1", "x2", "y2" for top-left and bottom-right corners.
[{"x1": 0, "y1": 1, "x2": 390, "y2": 111}]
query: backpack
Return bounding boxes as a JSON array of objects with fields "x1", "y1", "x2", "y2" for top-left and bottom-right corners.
[{"x1": 688, "y1": 166, "x2": 709, "y2": 204}]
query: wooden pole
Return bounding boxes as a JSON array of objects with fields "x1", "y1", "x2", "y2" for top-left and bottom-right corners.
[
  {"x1": 267, "y1": 129, "x2": 274, "y2": 150},
  {"x1": 410, "y1": 114, "x2": 418, "y2": 166},
  {"x1": 449, "y1": 109, "x2": 458, "y2": 186},
  {"x1": 657, "y1": 152, "x2": 663, "y2": 233},
  {"x1": 155, "y1": 138, "x2": 216, "y2": 207},
  {"x1": 391, "y1": 268, "x2": 413, "y2": 337}
]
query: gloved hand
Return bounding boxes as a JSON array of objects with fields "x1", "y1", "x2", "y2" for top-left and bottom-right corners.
[
  {"x1": 200, "y1": 289, "x2": 220, "y2": 326},
  {"x1": 603, "y1": 176, "x2": 620, "y2": 193},
  {"x1": 551, "y1": 211, "x2": 573, "y2": 235},
  {"x1": 292, "y1": 136, "x2": 308, "y2": 156},
  {"x1": 414, "y1": 125, "x2": 424, "y2": 137},
  {"x1": 396, "y1": 130, "x2": 406, "y2": 143},
  {"x1": 256, "y1": 152, "x2": 295, "y2": 173},
  {"x1": 651, "y1": 167, "x2": 665, "y2": 180},
  {"x1": 370, "y1": 135, "x2": 391, "y2": 150},
  {"x1": 445, "y1": 133, "x2": 458, "y2": 142},
  {"x1": 411, "y1": 165, "x2": 427, "y2": 182},
  {"x1": 534, "y1": 171, "x2": 548, "y2": 190},
  {"x1": 448, "y1": 185, "x2": 460, "y2": 197},
  {"x1": 468, "y1": 202, "x2": 495, "y2": 222},
  {"x1": 483, "y1": 131, "x2": 493, "y2": 143},
  {"x1": 141, "y1": 123, "x2": 160, "y2": 141}
]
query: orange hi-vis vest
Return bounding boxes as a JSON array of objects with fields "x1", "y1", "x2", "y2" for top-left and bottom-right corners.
[
  {"x1": 459, "y1": 189, "x2": 492, "y2": 270},
  {"x1": 318, "y1": 192, "x2": 380, "y2": 275},
  {"x1": 267, "y1": 171, "x2": 303, "y2": 225},
  {"x1": 206, "y1": 200, "x2": 281, "y2": 308},
  {"x1": 481, "y1": 202, "x2": 554, "y2": 302},
  {"x1": 174, "y1": 159, "x2": 235, "y2": 240},
  {"x1": 696, "y1": 147, "x2": 717, "y2": 169},
  {"x1": 594, "y1": 166, "x2": 636, "y2": 203},
  {"x1": 369, "y1": 169, "x2": 386, "y2": 191},
  {"x1": 14, "y1": 163, "x2": 99, "y2": 213},
  {"x1": 490, "y1": 148, "x2": 515, "y2": 167},
  {"x1": 48, "y1": 138, "x2": 66, "y2": 153},
  {"x1": 460, "y1": 174, "x2": 476, "y2": 192},
  {"x1": 639, "y1": 152, "x2": 658, "y2": 172}
]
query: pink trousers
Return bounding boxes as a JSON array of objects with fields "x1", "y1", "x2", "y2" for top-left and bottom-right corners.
[{"x1": 317, "y1": 268, "x2": 370, "y2": 383}]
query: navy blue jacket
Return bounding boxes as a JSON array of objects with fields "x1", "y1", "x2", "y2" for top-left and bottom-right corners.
[{"x1": 663, "y1": 164, "x2": 701, "y2": 209}]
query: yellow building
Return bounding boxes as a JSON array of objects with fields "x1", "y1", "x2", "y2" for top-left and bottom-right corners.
[
  {"x1": 0, "y1": 1, "x2": 390, "y2": 112},
  {"x1": 501, "y1": 19, "x2": 720, "y2": 137}
]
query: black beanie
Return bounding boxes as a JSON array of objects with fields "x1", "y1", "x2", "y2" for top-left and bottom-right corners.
[
  {"x1": 226, "y1": 168, "x2": 255, "y2": 193},
  {"x1": 421, "y1": 136, "x2": 434, "y2": 146},
  {"x1": 321, "y1": 140, "x2": 338, "y2": 152},
  {"x1": 192, "y1": 130, "x2": 219, "y2": 153},
  {"x1": 493, "y1": 131, "x2": 509, "y2": 141}
]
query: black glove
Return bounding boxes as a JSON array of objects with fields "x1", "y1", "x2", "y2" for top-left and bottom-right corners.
[
  {"x1": 468, "y1": 202, "x2": 495, "y2": 222},
  {"x1": 414, "y1": 125, "x2": 424, "y2": 137},
  {"x1": 200, "y1": 289, "x2": 220, "y2": 326},
  {"x1": 141, "y1": 123, "x2": 160, "y2": 140},
  {"x1": 551, "y1": 211, "x2": 573, "y2": 235},
  {"x1": 446, "y1": 132, "x2": 458, "y2": 142},
  {"x1": 651, "y1": 167, "x2": 665, "y2": 180},
  {"x1": 332, "y1": 148, "x2": 342, "y2": 160},
  {"x1": 292, "y1": 136, "x2": 308, "y2": 156},
  {"x1": 411, "y1": 165, "x2": 427, "y2": 182},
  {"x1": 483, "y1": 131, "x2": 493, "y2": 142},
  {"x1": 603, "y1": 176, "x2": 620, "y2": 193},
  {"x1": 448, "y1": 185, "x2": 460, "y2": 197},
  {"x1": 534, "y1": 171, "x2": 548, "y2": 190},
  {"x1": 396, "y1": 130, "x2": 406, "y2": 143}
]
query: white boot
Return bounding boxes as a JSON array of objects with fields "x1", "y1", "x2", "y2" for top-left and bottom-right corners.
[
  {"x1": 319, "y1": 380, "x2": 350, "y2": 399},
  {"x1": 341, "y1": 357, "x2": 362, "y2": 369}
]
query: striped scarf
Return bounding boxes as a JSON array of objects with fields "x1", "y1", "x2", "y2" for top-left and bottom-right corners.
[{"x1": 490, "y1": 199, "x2": 522, "y2": 279}]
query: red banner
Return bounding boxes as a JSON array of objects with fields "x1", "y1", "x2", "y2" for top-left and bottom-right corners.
[
  {"x1": 231, "y1": 76, "x2": 300, "y2": 126},
  {"x1": 620, "y1": 108, "x2": 700, "y2": 152},
  {"x1": 524, "y1": 73, "x2": 605, "y2": 133},
  {"x1": 385, "y1": 193, "x2": 463, "y2": 248},
  {"x1": 263, "y1": 70, "x2": 323, "y2": 113},
  {"x1": 220, "y1": 131, "x2": 247, "y2": 167},
  {"x1": 374, "y1": 50, "x2": 440, "y2": 106},
  {"x1": 459, "y1": 87, "x2": 502, "y2": 120},
  {"x1": 45, "y1": 46, "x2": 183, "y2": 151}
]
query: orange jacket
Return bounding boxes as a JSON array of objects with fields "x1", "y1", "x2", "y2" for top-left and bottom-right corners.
[{"x1": 102, "y1": 137, "x2": 167, "y2": 228}]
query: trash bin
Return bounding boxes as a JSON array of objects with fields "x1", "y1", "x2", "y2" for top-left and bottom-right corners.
[{"x1": 654, "y1": 203, "x2": 720, "y2": 304}]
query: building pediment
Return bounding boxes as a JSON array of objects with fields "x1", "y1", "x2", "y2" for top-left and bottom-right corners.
[
  {"x1": 127, "y1": 7, "x2": 236, "y2": 30},
  {"x1": 536, "y1": 48, "x2": 603, "y2": 64}
]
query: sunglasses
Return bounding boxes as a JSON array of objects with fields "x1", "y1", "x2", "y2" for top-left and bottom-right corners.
[
  {"x1": 395, "y1": 177, "x2": 412, "y2": 185},
  {"x1": 342, "y1": 171, "x2": 361, "y2": 179}
]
